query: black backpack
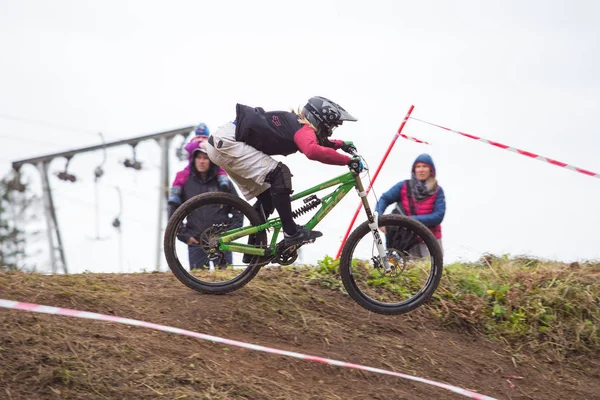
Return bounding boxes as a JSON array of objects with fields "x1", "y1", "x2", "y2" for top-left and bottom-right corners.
[{"x1": 385, "y1": 180, "x2": 420, "y2": 253}]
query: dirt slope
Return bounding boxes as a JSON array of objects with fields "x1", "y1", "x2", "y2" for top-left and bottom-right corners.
[{"x1": 1, "y1": 269, "x2": 598, "y2": 400}]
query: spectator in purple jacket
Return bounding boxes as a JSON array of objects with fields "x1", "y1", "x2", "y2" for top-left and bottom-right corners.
[{"x1": 375, "y1": 153, "x2": 446, "y2": 257}]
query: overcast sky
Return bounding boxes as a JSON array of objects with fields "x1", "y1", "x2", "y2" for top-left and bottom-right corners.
[{"x1": 1, "y1": 0, "x2": 599, "y2": 273}]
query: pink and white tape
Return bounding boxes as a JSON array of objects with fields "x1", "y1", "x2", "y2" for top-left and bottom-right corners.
[
  {"x1": 0, "y1": 299, "x2": 497, "y2": 400},
  {"x1": 399, "y1": 133, "x2": 430, "y2": 145},
  {"x1": 410, "y1": 116, "x2": 599, "y2": 180}
]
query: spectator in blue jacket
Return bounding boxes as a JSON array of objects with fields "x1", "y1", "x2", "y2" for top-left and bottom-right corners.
[{"x1": 375, "y1": 153, "x2": 446, "y2": 257}]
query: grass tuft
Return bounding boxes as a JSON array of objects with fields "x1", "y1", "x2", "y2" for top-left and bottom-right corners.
[{"x1": 304, "y1": 255, "x2": 600, "y2": 360}]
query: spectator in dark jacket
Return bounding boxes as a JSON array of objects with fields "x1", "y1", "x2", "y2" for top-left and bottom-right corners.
[
  {"x1": 375, "y1": 153, "x2": 446, "y2": 258},
  {"x1": 168, "y1": 143, "x2": 242, "y2": 269}
]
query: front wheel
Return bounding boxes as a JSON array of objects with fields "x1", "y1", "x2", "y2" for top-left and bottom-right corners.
[{"x1": 339, "y1": 214, "x2": 443, "y2": 315}]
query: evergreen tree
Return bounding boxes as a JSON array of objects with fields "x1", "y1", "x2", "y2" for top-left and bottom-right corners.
[{"x1": 0, "y1": 175, "x2": 36, "y2": 271}]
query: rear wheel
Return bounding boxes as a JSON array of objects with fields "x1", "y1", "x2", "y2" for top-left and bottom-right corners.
[
  {"x1": 339, "y1": 214, "x2": 443, "y2": 315},
  {"x1": 163, "y1": 192, "x2": 268, "y2": 294}
]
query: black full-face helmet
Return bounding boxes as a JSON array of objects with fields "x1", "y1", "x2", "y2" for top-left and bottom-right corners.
[{"x1": 303, "y1": 96, "x2": 358, "y2": 139}]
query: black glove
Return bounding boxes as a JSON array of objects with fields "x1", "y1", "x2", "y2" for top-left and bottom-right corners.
[
  {"x1": 219, "y1": 181, "x2": 231, "y2": 193},
  {"x1": 340, "y1": 141, "x2": 357, "y2": 155}
]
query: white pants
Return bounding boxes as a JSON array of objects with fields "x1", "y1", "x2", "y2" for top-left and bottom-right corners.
[{"x1": 207, "y1": 122, "x2": 280, "y2": 200}]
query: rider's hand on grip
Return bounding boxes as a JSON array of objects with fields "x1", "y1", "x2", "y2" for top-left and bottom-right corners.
[
  {"x1": 347, "y1": 156, "x2": 364, "y2": 173},
  {"x1": 341, "y1": 141, "x2": 357, "y2": 155}
]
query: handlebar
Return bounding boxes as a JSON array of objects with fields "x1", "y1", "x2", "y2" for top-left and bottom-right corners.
[{"x1": 347, "y1": 151, "x2": 365, "y2": 173}]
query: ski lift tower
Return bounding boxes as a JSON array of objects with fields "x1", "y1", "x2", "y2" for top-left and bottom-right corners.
[{"x1": 11, "y1": 126, "x2": 194, "y2": 274}]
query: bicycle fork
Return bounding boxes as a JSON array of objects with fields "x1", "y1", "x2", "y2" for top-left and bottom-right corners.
[{"x1": 353, "y1": 174, "x2": 392, "y2": 272}]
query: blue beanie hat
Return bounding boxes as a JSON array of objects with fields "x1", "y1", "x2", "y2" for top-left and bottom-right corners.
[
  {"x1": 194, "y1": 123, "x2": 210, "y2": 137},
  {"x1": 412, "y1": 153, "x2": 436, "y2": 177}
]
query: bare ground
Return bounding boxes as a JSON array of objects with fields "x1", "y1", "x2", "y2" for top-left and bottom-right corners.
[{"x1": 1, "y1": 268, "x2": 598, "y2": 400}]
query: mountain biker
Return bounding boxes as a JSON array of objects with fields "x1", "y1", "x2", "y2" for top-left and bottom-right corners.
[
  {"x1": 375, "y1": 153, "x2": 446, "y2": 257},
  {"x1": 206, "y1": 96, "x2": 359, "y2": 255}
]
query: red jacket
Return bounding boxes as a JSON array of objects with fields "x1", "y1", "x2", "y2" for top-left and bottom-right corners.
[{"x1": 400, "y1": 184, "x2": 442, "y2": 239}]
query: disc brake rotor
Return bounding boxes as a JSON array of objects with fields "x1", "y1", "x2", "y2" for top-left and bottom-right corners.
[{"x1": 384, "y1": 248, "x2": 408, "y2": 274}]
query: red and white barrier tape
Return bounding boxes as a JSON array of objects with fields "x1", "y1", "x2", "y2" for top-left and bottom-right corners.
[
  {"x1": 399, "y1": 133, "x2": 430, "y2": 145},
  {"x1": 336, "y1": 105, "x2": 420, "y2": 259},
  {"x1": 410, "y1": 116, "x2": 599, "y2": 180},
  {"x1": 0, "y1": 299, "x2": 497, "y2": 400}
]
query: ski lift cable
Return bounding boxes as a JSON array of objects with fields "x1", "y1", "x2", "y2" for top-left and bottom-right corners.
[
  {"x1": 0, "y1": 133, "x2": 74, "y2": 147},
  {"x1": 0, "y1": 113, "x2": 103, "y2": 136}
]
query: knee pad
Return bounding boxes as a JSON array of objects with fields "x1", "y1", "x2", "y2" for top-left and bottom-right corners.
[
  {"x1": 254, "y1": 190, "x2": 275, "y2": 218},
  {"x1": 265, "y1": 162, "x2": 293, "y2": 195}
]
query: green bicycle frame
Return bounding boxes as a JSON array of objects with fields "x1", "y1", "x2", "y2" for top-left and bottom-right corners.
[{"x1": 219, "y1": 169, "x2": 374, "y2": 257}]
